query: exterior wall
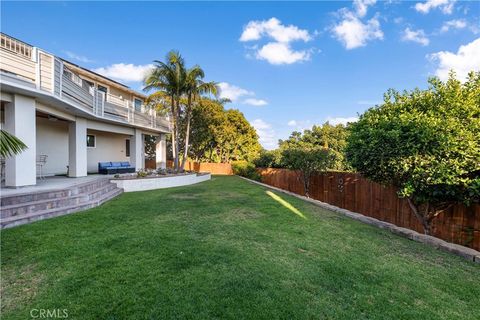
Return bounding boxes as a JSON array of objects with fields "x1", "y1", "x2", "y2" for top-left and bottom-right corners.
[
  {"x1": 39, "y1": 52, "x2": 53, "y2": 92},
  {"x1": 111, "y1": 173, "x2": 211, "y2": 192},
  {"x1": 86, "y1": 129, "x2": 131, "y2": 173},
  {"x1": 0, "y1": 47, "x2": 35, "y2": 82},
  {"x1": 36, "y1": 117, "x2": 69, "y2": 175}
]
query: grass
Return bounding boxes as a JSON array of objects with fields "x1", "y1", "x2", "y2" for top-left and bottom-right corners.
[{"x1": 1, "y1": 176, "x2": 479, "y2": 319}]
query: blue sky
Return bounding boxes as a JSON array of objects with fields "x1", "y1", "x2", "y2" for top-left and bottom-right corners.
[{"x1": 2, "y1": 1, "x2": 479, "y2": 149}]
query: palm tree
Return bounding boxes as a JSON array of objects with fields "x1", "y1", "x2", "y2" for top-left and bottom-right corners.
[
  {"x1": 0, "y1": 129, "x2": 27, "y2": 158},
  {"x1": 144, "y1": 51, "x2": 186, "y2": 171},
  {"x1": 181, "y1": 66, "x2": 218, "y2": 170}
]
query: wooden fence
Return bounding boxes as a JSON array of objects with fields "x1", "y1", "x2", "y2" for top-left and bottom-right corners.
[
  {"x1": 258, "y1": 168, "x2": 480, "y2": 251},
  {"x1": 166, "y1": 160, "x2": 233, "y2": 175}
]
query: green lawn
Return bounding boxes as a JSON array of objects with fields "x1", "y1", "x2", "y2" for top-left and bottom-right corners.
[{"x1": 2, "y1": 176, "x2": 479, "y2": 319}]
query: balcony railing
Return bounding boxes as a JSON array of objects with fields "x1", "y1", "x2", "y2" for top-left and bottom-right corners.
[
  {"x1": 0, "y1": 33, "x2": 170, "y2": 132},
  {"x1": 60, "y1": 70, "x2": 169, "y2": 131},
  {"x1": 0, "y1": 33, "x2": 32, "y2": 59}
]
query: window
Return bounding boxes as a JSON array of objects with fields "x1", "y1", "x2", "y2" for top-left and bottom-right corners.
[
  {"x1": 134, "y1": 98, "x2": 142, "y2": 112},
  {"x1": 86, "y1": 135, "x2": 96, "y2": 148},
  {"x1": 125, "y1": 139, "x2": 130, "y2": 157},
  {"x1": 97, "y1": 85, "x2": 108, "y2": 100}
]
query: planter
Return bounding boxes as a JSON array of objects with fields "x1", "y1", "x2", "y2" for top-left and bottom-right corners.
[{"x1": 111, "y1": 173, "x2": 211, "y2": 192}]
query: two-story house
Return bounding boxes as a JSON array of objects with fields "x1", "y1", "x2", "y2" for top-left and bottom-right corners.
[{"x1": 0, "y1": 33, "x2": 170, "y2": 188}]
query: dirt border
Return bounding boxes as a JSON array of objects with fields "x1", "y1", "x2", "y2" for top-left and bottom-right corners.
[{"x1": 238, "y1": 176, "x2": 480, "y2": 264}]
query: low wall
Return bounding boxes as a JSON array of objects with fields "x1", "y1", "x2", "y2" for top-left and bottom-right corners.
[
  {"x1": 111, "y1": 173, "x2": 211, "y2": 192},
  {"x1": 167, "y1": 161, "x2": 233, "y2": 175},
  {"x1": 257, "y1": 168, "x2": 480, "y2": 251}
]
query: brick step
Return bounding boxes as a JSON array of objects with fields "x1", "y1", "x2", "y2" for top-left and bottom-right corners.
[
  {"x1": 1, "y1": 178, "x2": 112, "y2": 206},
  {"x1": 1, "y1": 187, "x2": 123, "y2": 229},
  {"x1": 1, "y1": 183, "x2": 118, "y2": 218}
]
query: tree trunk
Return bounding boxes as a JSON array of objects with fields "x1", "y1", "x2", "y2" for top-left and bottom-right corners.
[
  {"x1": 303, "y1": 172, "x2": 310, "y2": 198},
  {"x1": 173, "y1": 97, "x2": 180, "y2": 172},
  {"x1": 181, "y1": 95, "x2": 192, "y2": 170},
  {"x1": 170, "y1": 95, "x2": 177, "y2": 171},
  {"x1": 406, "y1": 198, "x2": 432, "y2": 235}
]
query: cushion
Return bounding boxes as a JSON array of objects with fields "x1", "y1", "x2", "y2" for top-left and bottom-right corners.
[
  {"x1": 120, "y1": 162, "x2": 130, "y2": 167},
  {"x1": 99, "y1": 162, "x2": 112, "y2": 168},
  {"x1": 111, "y1": 162, "x2": 122, "y2": 167}
]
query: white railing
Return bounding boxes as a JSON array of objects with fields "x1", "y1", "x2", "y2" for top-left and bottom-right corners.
[
  {"x1": 0, "y1": 33, "x2": 32, "y2": 59},
  {"x1": 0, "y1": 32, "x2": 170, "y2": 132},
  {"x1": 59, "y1": 67, "x2": 169, "y2": 131}
]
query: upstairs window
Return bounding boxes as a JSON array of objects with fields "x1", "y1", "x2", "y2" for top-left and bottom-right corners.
[{"x1": 134, "y1": 98, "x2": 142, "y2": 112}]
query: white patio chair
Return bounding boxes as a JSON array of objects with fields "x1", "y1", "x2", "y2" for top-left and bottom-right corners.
[{"x1": 36, "y1": 155, "x2": 48, "y2": 180}]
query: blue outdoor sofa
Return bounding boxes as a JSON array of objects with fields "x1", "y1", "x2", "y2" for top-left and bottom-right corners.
[{"x1": 98, "y1": 162, "x2": 135, "y2": 174}]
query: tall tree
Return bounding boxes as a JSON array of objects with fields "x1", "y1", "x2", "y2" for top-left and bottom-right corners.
[
  {"x1": 144, "y1": 51, "x2": 186, "y2": 171},
  {"x1": 181, "y1": 66, "x2": 218, "y2": 170},
  {"x1": 346, "y1": 72, "x2": 480, "y2": 235}
]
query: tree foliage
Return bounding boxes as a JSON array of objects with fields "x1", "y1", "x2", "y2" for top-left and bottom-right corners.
[
  {"x1": 282, "y1": 146, "x2": 336, "y2": 197},
  {"x1": 0, "y1": 130, "x2": 27, "y2": 158},
  {"x1": 346, "y1": 72, "x2": 480, "y2": 234},
  {"x1": 144, "y1": 51, "x2": 217, "y2": 172},
  {"x1": 181, "y1": 98, "x2": 261, "y2": 163}
]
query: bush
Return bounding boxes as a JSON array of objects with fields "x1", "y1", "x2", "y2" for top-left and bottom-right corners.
[
  {"x1": 232, "y1": 161, "x2": 261, "y2": 181},
  {"x1": 254, "y1": 149, "x2": 282, "y2": 168},
  {"x1": 346, "y1": 72, "x2": 480, "y2": 234}
]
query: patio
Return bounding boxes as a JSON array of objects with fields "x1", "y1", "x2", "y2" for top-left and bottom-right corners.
[{"x1": 1, "y1": 175, "x2": 113, "y2": 197}]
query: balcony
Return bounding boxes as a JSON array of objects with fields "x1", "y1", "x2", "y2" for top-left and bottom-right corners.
[{"x1": 0, "y1": 33, "x2": 170, "y2": 133}]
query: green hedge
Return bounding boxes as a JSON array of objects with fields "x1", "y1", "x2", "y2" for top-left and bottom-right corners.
[{"x1": 231, "y1": 161, "x2": 261, "y2": 181}]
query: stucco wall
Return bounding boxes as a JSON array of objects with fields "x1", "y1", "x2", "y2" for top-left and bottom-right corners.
[
  {"x1": 87, "y1": 129, "x2": 131, "y2": 173},
  {"x1": 36, "y1": 117, "x2": 69, "y2": 175},
  {"x1": 36, "y1": 119, "x2": 133, "y2": 175}
]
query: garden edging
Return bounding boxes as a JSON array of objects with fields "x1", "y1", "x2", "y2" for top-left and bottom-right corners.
[{"x1": 238, "y1": 176, "x2": 480, "y2": 263}]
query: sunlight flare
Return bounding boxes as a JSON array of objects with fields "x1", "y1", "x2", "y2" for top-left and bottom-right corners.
[{"x1": 266, "y1": 191, "x2": 307, "y2": 219}]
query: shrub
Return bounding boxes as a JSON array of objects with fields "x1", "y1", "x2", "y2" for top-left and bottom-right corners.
[
  {"x1": 254, "y1": 149, "x2": 282, "y2": 168},
  {"x1": 346, "y1": 72, "x2": 480, "y2": 234},
  {"x1": 232, "y1": 161, "x2": 261, "y2": 181},
  {"x1": 137, "y1": 169, "x2": 148, "y2": 178}
]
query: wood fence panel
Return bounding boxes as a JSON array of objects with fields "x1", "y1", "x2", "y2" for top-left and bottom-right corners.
[
  {"x1": 257, "y1": 168, "x2": 480, "y2": 251},
  {"x1": 167, "y1": 161, "x2": 233, "y2": 175}
]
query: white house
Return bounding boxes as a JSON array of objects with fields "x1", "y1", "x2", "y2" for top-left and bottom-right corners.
[{"x1": 0, "y1": 33, "x2": 170, "y2": 188}]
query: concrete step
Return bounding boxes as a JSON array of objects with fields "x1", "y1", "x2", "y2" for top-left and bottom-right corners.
[
  {"x1": 1, "y1": 178, "x2": 112, "y2": 207},
  {"x1": 1, "y1": 183, "x2": 118, "y2": 218},
  {"x1": 1, "y1": 187, "x2": 123, "y2": 229}
]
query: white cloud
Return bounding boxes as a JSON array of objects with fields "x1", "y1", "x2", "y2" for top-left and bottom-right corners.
[
  {"x1": 218, "y1": 82, "x2": 268, "y2": 106},
  {"x1": 429, "y1": 38, "x2": 480, "y2": 81},
  {"x1": 93, "y1": 63, "x2": 153, "y2": 82},
  {"x1": 256, "y1": 42, "x2": 311, "y2": 65},
  {"x1": 440, "y1": 19, "x2": 467, "y2": 33},
  {"x1": 414, "y1": 0, "x2": 455, "y2": 14},
  {"x1": 243, "y1": 98, "x2": 268, "y2": 106},
  {"x1": 402, "y1": 28, "x2": 430, "y2": 46},
  {"x1": 218, "y1": 82, "x2": 253, "y2": 101},
  {"x1": 240, "y1": 17, "x2": 314, "y2": 65},
  {"x1": 325, "y1": 116, "x2": 359, "y2": 126},
  {"x1": 252, "y1": 119, "x2": 277, "y2": 150},
  {"x1": 63, "y1": 51, "x2": 94, "y2": 63},
  {"x1": 332, "y1": 10, "x2": 384, "y2": 49},
  {"x1": 353, "y1": 0, "x2": 377, "y2": 18},
  {"x1": 287, "y1": 120, "x2": 297, "y2": 126},
  {"x1": 240, "y1": 17, "x2": 312, "y2": 43}
]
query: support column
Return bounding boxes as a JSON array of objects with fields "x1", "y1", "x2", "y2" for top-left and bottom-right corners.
[
  {"x1": 68, "y1": 117, "x2": 87, "y2": 177},
  {"x1": 5, "y1": 95, "x2": 36, "y2": 187},
  {"x1": 130, "y1": 129, "x2": 144, "y2": 170},
  {"x1": 155, "y1": 134, "x2": 166, "y2": 169}
]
